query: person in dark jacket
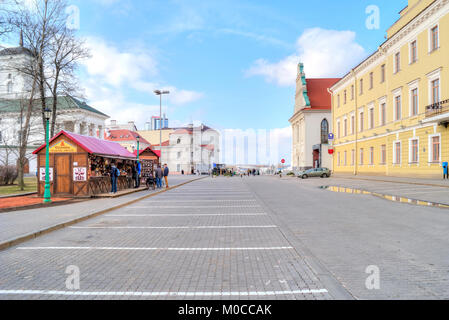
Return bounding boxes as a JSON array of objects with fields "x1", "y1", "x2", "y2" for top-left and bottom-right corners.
[
  {"x1": 110, "y1": 162, "x2": 119, "y2": 194},
  {"x1": 134, "y1": 161, "x2": 141, "y2": 188},
  {"x1": 131, "y1": 163, "x2": 137, "y2": 188},
  {"x1": 163, "y1": 164, "x2": 169, "y2": 188},
  {"x1": 155, "y1": 165, "x2": 163, "y2": 189}
]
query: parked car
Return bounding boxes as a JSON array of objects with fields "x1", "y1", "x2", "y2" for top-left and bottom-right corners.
[{"x1": 298, "y1": 168, "x2": 331, "y2": 179}]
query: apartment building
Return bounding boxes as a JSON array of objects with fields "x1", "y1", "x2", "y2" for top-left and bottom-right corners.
[{"x1": 331, "y1": 0, "x2": 448, "y2": 178}]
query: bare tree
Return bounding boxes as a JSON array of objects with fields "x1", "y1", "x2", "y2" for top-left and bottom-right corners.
[
  {"x1": 5, "y1": 0, "x2": 88, "y2": 190},
  {"x1": 46, "y1": 28, "x2": 90, "y2": 137},
  {"x1": 0, "y1": 0, "x2": 17, "y2": 37}
]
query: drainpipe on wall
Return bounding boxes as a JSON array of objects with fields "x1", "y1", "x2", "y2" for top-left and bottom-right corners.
[
  {"x1": 327, "y1": 87, "x2": 334, "y2": 171},
  {"x1": 352, "y1": 69, "x2": 358, "y2": 176}
]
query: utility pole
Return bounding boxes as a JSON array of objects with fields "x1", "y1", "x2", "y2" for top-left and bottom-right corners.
[{"x1": 154, "y1": 90, "x2": 170, "y2": 164}]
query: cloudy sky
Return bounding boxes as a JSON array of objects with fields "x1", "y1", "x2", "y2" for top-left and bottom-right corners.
[{"x1": 3, "y1": 0, "x2": 408, "y2": 164}]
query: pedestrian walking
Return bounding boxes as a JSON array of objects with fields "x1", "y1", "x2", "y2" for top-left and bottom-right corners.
[
  {"x1": 164, "y1": 164, "x2": 170, "y2": 188},
  {"x1": 155, "y1": 165, "x2": 163, "y2": 189},
  {"x1": 135, "y1": 161, "x2": 141, "y2": 188},
  {"x1": 443, "y1": 162, "x2": 449, "y2": 180},
  {"x1": 110, "y1": 162, "x2": 119, "y2": 194},
  {"x1": 131, "y1": 162, "x2": 137, "y2": 188}
]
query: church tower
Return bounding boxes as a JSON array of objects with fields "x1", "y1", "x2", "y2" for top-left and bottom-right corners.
[{"x1": 0, "y1": 34, "x2": 34, "y2": 99}]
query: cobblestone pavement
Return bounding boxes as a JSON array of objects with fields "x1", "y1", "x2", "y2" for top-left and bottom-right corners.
[
  {"x1": 0, "y1": 177, "x2": 344, "y2": 300},
  {"x1": 246, "y1": 176, "x2": 449, "y2": 300},
  {"x1": 3, "y1": 175, "x2": 446, "y2": 300},
  {"x1": 292, "y1": 175, "x2": 449, "y2": 205},
  {"x1": 0, "y1": 176, "x2": 196, "y2": 245}
]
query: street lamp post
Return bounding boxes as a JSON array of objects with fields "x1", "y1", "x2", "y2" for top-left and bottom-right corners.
[
  {"x1": 154, "y1": 90, "x2": 170, "y2": 164},
  {"x1": 43, "y1": 108, "x2": 52, "y2": 204}
]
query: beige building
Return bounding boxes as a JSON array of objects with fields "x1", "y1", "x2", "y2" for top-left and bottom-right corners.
[
  {"x1": 289, "y1": 63, "x2": 339, "y2": 170},
  {"x1": 137, "y1": 129, "x2": 174, "y2": 147}
]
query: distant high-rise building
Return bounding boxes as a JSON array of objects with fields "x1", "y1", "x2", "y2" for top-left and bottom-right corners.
[{"x1": 149, "y1": 114, "x2": 169, "y2": 130}]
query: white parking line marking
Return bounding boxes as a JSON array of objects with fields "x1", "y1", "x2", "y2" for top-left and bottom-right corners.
[
  {"x1": 106, "y1": 214, "x2": 266, "y2": 217},
  {"x1": 127, "y1": 206, "x2": 261, "y2": 209},
  {"x1": 0, "y1": 289, "x2": 328, "y2": 297},
  {"x1": 142, "y1": 200, "x2": 256, "y2": 202},
  {"x1": 17, "y1": 246, "x2": 294, "y2": 251},
  {"x1": 69, "y1": 225, "x2": 278, "y2": 230}
]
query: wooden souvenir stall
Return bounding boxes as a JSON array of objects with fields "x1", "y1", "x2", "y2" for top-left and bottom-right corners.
[
  {"x1": 33, "y1": 131, "x2": 137, "y2": 197},
  {"x1": 135, "y1": 147, "x2": 160, "y2": 183}
]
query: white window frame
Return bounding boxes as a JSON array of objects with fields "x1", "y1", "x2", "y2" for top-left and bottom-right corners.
[
  {"x1": 380, "y1": 144, "x2": 387, "y2": 165},
  {"x1": 428, "y1": 133, "x2": 441, "y2": 164},
  {"x1": 408, "y1": 137, "x2": 419, "y2": 164},
  {"x1": 358, "y1": 107, "x2": 365, "y2": 132},
  {"x1": 409, "y1": 39, "x2": 418, "y2": 64},
  {"x1": 344, "y1": 151, "x2": 347, "y2": 166},
  {"x1": 369, "y1": 147, "x2": 374, "y2": 165},
  {"x1": 351, "y1": 149, "x2": 355, "y2": 166},
  {"x1": 393, "y1": 140, "x2": 402, "y2": 165},
  {"x1": 336, "y1": 119, "x2": 341, "y2": 139},
  {"x1": 359, "y1": 148, "x2": 364, "y2": 166},
  {"x1": 427, "y1": 68, "x2": 441, "y2": 105},
  {"x1": 394, "y1": 51, "x2": 401, "y2": 74},
  {"x1": 350, "y1": 112, "x2": 355, "y2": 135},
  {"x1": 368, "y1": 103, "x2": 375, "y2": 129},
  {"x1": 392, "y1": 88, "x2": 402, "y2": 121},
  {"x1": 408, "y1": 79, "x2": 420, "y2": 117},
  {"x1": 378, "y1": 96, "x2": 387, "y2": 126},
  {"x1": 343, "y1": 116, "x2": 348, "y2": 137},
  {"x1": 428, "y1": 23, "x2": 440, "y2": 53}
]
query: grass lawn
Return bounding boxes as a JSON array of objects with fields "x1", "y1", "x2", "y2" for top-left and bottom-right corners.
[{"x1": 0, "y1": 177, "x2": 38, "y2": 196}]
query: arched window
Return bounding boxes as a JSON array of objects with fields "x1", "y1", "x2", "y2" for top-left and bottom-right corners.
[{"x1": 321, "y1": 119, "x2": 329, "y2": 144}]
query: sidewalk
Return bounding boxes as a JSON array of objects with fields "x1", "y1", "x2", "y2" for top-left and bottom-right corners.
[
  {"x1": 0, "y1": 176, "x2": 204, "y2": 250},
  {"x1": 333, "y1": 174, "x2": 449, "y2": 188}
]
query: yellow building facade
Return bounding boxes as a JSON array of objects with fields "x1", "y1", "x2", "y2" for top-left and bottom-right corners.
[{"x1": 331, "y1": 0, "x2": 449, "y2": 178}]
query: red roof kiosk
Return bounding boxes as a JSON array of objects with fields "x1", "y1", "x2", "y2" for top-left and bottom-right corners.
[{"x1": 33, "y1": 131, "x2": 138, "y2": 197}]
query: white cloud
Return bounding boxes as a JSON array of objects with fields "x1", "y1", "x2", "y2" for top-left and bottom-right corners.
[
  {"x1": 79, "y1": 37, "x2": 204, "y2": 129},
  {"x1": 166, "y1": 88, "x2": 204, "y2": 106},
  {"x1": 246, "y1": 28, "x2": 367, "y2": 86},
  {"x1": 82, "y1": 37, "x2": 157, "y2": 87},
  {"x1": 247, "y1": 55, "x2": 299, "y2": 87}
]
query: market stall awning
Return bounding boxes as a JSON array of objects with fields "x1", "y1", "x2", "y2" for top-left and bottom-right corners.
[{"x1": 33, "y1": 130, "x2": 136, "y2": 159}]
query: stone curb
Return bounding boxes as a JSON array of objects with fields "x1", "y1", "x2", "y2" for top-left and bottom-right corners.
[
  {"x1": 0, "y1": 177, "x2": 206, "y2": 251},
  {"x1": 0, "y1": 192, "x2": 38, "y2": 199},
  {"x1": 334, "y1": 175, "x2": 449, "y2": 189}
]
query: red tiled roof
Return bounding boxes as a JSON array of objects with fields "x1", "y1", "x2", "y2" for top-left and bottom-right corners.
[
  {"x1": 105, "y1": 130, "x2": 151, "y2": 145},
  {"x1": 152, "y1": 140, "x2": 170, "y2": 147},
  {"x1": 132, "y1": 147, "x2": 160, "y2": 158},
  {"x1": 33, "y1": 131, "x2": 136, "y2": 159},
  {"x1": 172, "y1": 125, "x2": 213, "y2": 135},
  {"x1": 306, "y1": 78, "x2": 340, "y2": 109}
]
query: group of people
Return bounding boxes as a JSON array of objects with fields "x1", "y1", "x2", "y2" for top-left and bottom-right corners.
[
  {"x1": 109, "y1": 161, "x2": 169, "y2": 194},
  {"x1": 154, "y1": 164, "x2": 170, "y2": 189}
]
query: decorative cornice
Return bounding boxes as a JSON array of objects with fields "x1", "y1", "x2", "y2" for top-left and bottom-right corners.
[{"x1": 332, "y1": 0, "x2": 448, "y2": 92}]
